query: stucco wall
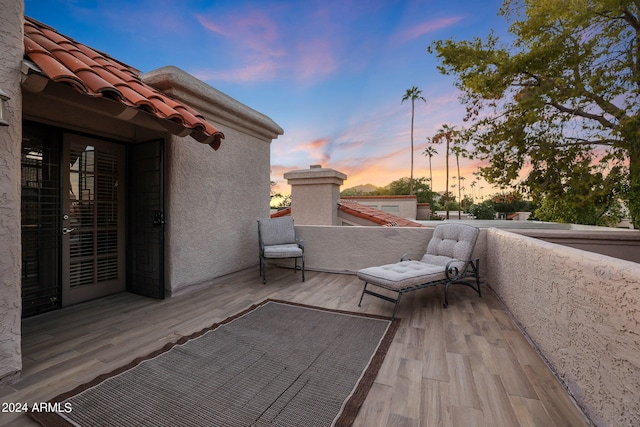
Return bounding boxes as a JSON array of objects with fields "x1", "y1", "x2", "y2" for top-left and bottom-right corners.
[
  {"x1": 0, "y1": 0, "x2": 23, "y2": 385},
  {"x1": 285, "y1": 166, "x2": 346, "y2": 226},
  {"x1": 485, "y1": 228, "x2": 640, "y2": 427},
  {"x1": 165, "y1": 124, "x2": 271, "y2": 294},
  {"x1": 513, "y1": 228, "x2": 640, "y2": 264}
]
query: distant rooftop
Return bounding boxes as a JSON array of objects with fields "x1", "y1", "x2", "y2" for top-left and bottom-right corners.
[
  {"x1": 338, "y1": 200, "x2": 423, "y2": 227},
  {"x1": 270, "y1": 201, "x2": 424, "y2": 227},
  {"x1": 341, "y1": 195, "x2": 417, "y2": 200}
]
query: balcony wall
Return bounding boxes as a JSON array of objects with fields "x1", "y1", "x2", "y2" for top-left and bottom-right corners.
[
  {"x1": 511, "y1": 228, "x2": 640, "y2": 264},
  {"x1": 294, "y1": 225, "x2": 640, "y2": 427},
  {"x1": 485, "y1": 228, "x2": 640, "y2": 427}
]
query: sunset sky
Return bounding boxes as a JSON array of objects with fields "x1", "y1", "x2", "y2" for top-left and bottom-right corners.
[{"x1": 25, "y1": 0, "x2": 509, "y2": 200}]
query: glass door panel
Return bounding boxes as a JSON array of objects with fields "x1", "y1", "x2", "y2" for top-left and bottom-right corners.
[{"x1": 62, "y1": 134, "x2": 125, "y2": 305}]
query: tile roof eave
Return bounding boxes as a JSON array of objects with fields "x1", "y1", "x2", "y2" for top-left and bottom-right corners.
[
  {"x1": 23, "y1": 16, "x2": 225, "y2": 148},
  {"x1": 270, "y1": 207, "x2": 292, "y2": 218}
]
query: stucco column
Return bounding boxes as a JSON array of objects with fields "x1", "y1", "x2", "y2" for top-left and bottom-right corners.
[
  {"x1": 0, "y1": 0, "x2": 24, "y2": 385},
  {"x1": 284, "y1": 165, "x2": 346, "y2": 225}
]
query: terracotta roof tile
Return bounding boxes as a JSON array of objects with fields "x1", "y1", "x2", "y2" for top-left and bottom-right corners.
[
  {"x1": 270, "y1": 207, "x2": 292, "y2": 218},
  {"x1": 111, "y1": 83, "x2": 155, "y2": 110},
  {"x1": 23, "y1": 16, "x2": 224, "y2": 150},
  {"x1": 269, "y1": 203, "x2": 423, "y2": 227},
  {"x1": 338, "y1": 200, "x2": 424, "y2": 227}
]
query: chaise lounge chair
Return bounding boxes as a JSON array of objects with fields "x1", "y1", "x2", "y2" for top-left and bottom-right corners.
[{"x1": 357, "y1": 223, "x2": 480, "y2": 319}]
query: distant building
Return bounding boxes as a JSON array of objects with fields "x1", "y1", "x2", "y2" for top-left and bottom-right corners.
[{"x1": 276, "y1": 166, "x2": 424, "y2": 227}]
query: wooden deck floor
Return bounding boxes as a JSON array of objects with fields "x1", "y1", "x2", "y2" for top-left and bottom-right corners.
[{"x1": 0, "y1": 267, "x2": 590, "y2": 426}]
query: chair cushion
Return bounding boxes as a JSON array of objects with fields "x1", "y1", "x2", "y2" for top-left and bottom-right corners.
[
  {"x1": 263, "y1": 243, "x2": 303, "y2": 258},
  {"x1": 425, "y1": 223, "x2": 479, "y2": 261},
  {"x1": 258, "y1": 217, "x2": 297, "y2": 246},
  {"x1": 357, "y1": 260, "x2": 446, "y2": 291}
]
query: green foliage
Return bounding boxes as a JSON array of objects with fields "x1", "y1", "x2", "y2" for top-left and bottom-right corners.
[
  {"x1": 468, "y1": 191, "x2": 533, "y2": 220},
  {"x1": 270, "y1": 194, "x2": 291, "y2": 209},
  {"x1": 530, "y1": 196, "x2": 624, "y2": 227},
  {"x1": 269, "y1": 181, "x2": 291, "y2": 209},
  {"x1": 340, "y1": 188, "x2": 371, "y2": 197},
  {"x1": 490, "y1": 192, "x2": 534, "y2": 218},
  {"x1": 429, "y1": 0, "x2": 640, "y2": 228},
  {"x1": 340, "y1": 177, "x2": 436, "y2": 204},
  {"x1": 431, "y1": 191, "x2": 457, "y2": 211},
  {"x1": 387, "y1": 177, "x2": 434, "y2": 203},
  {"x1": 468, "y1": 203, "x2": 497, "y2": 220}
]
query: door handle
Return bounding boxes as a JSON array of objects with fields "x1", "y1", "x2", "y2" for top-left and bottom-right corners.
[{"x1": 62, "y1": 227, "x2": 76, "y2": 235}]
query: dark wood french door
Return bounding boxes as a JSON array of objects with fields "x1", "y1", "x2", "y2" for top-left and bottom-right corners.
[
  {"x1": 61, "y1": 134, "x2": 126, "y2": 306},
  {"x1": 127, "y1": 140, "x2": 165, "y2": 299}
]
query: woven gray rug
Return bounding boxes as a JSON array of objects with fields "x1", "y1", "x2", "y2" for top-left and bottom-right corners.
[{"x1": 32, "y1": 299, "x2": 398, "y2": 427}]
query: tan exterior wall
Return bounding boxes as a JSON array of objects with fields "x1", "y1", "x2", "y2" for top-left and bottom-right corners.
[
  {"x1": 485, "y1": 228, "x2": 640, "y2": 427},
  {"x1": 165, "y1": 124, "x2": 272, "y2": 294},
  {"x1": 0, "y1": 0, "x2": 23, "y2": 385},
  {"x1": 284, "y1": 166, "x2": 346, "y2": 226}
]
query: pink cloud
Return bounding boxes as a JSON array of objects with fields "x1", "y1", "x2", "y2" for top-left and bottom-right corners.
[
  {"x1": 195, "y1": 11, "x2": 286, "y2": 82},
  {"x1": 196, "y1": 15, "x2": 228, "y2": 37},
  {"x1": 295, "y1": 138, "x2": 332, "y2": 164},
  {"x1": 298, "y1": 137, "x2": 331, "y2": 151},
  {"x1": 294, "y1": 38, "x2": 337, "y2": 82},
  {"x1": 393, "y1": 16, "x2": 465, "y2": 44},
  {"x1": 195, "y1": 6, "x2": 341, "y2": 84}
]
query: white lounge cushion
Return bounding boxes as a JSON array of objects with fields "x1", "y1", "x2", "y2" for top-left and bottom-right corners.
[
  {"x1": 425, "y1": 223, "x2": 478, "y2": 260},
  {"x1": 420, "y1": 254, "x2": 465, "y2": 271},
  {"x1": 357, "y1": 260, "x2": 447, "y2": 291}
]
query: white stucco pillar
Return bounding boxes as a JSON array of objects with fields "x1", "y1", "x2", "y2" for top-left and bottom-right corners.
[
  {"x1": 0, "y1": 0, "x2": 24, "y2": 385},
  {"x1": 284, "y1": 165, "x2": 346, "y2": 225}
]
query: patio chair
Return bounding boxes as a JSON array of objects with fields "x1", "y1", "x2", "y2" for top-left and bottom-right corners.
[
  {"x1": 257, "y1": 217, "x2": 305, "y2": 284},
  {"x1": 357, "y1": 223, "x2": 480, "y2": 319}
]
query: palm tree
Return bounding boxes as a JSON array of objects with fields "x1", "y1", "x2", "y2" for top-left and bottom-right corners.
[
  {"x1": 401, "y1": 86, "x2": 426, "y2": 195},
  {"x1": 451, "y1": 144, "x2": 467, "y2": 219},
  {"x1": 470, "y1": 180, "x2": 476, "y2": 201},
  {"x1": 423, "y1": 143, "x2": 438, "y2": 191},
  {"x1": 431, "y1": 124, "x2": 457, "y2": 219}
]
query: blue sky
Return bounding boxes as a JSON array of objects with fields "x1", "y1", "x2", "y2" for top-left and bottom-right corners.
[{"x1": 25, "y1": 0, "x2": 508, "y2": 199}]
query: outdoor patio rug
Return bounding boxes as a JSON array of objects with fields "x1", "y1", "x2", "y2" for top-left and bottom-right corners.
[{"x1": 31, "y1": 299, "x2": 399, "y2": 427}]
